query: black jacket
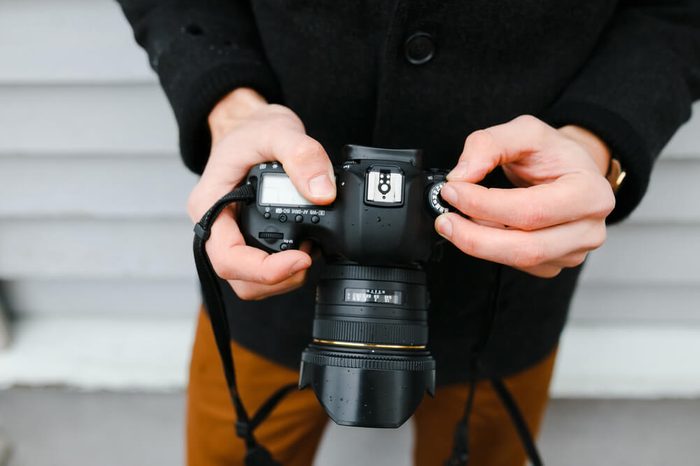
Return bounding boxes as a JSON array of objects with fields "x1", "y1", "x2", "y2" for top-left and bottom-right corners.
[{"x1": 118, "y1": 0, "x2": 700, "y2": 382}]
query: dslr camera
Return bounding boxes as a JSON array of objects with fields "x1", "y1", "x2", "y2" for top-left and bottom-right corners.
[{"x1": 239, "y1": 144, "x2": 450, "y2": 428}]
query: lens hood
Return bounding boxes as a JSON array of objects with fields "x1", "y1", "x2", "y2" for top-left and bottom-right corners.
[{"x1": 299, "y1": 345, "x2": 435, "y2": 428}]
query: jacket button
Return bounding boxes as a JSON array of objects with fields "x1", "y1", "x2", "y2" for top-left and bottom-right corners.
[{"x1": 404, "y1": 32, "x2": 435, "y2": 65}]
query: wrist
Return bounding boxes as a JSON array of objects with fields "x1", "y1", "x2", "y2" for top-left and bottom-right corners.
[
  {"x1": 208, "y1": 87, "x2": 268, "y2": 144},
  {"x1": 558, "y1": 125, "x2": 611, "y2": 176}
]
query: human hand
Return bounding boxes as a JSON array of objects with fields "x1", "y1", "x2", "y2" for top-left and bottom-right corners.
[
  {"x1": 187, "y1": 88, "x2": 335, "y2": 300},
  {"x1": 435, "y1": 115, "x2": 616, "y2": 278}
]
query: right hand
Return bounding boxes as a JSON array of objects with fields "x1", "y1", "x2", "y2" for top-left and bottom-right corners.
[{"x1": 187, "y1": 88, "x2": 336, "y2": 300}]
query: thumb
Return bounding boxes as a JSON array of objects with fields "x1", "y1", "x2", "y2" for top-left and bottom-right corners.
[
  {"x1": 272, "y1": 133, "x2": 336, "y2": 205},
  {"x1": 447, "y1": 115, "x2": 555, "y2": 183}
]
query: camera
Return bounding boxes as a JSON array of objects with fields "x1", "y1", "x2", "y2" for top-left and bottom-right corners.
[{"x1": 239, "y1": 144, "x2": 450, "y2": 428}]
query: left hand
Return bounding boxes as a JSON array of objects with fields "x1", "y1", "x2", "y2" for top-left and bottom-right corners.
[{"x1": 435, "y1": 115, "x2": 616, "y2": 278}]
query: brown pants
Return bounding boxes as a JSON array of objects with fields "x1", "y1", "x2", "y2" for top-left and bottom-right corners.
[{"x1": 187, "y1": 310, "x2": 556, "y2": 466}]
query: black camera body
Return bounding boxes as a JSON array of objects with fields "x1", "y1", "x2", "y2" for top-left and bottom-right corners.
[
  {"x1": 240, "y1": 145, "x2": 448, "y2": 262},
  {"x1": 239, "y1": 145, "x2": 450, "y2": 428}
]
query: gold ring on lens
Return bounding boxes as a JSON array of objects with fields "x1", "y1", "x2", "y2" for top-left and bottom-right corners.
[{"x1": 313, "y1": 339, "x2": 426, "y2": 350}]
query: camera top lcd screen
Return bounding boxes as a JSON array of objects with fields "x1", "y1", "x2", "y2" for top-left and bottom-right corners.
[{"x1": 259, "y1": 173, "x2": 314, "y2": 206}]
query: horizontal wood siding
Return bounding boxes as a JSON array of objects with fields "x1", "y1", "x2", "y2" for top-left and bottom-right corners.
[{"x1": 1, "y1": 0, "x2": 699, "y2": 394}]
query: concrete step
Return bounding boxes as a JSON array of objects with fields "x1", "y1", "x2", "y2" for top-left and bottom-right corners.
[
  {"x1": 0, "y1": 435, "x2": 10, "y2": 466},
  {"x1": 3, "y1": 317, "x2": 700, "y2": 397},
  {"x1": 1, "y1": 389, "x2": 699, "y2": 466}
]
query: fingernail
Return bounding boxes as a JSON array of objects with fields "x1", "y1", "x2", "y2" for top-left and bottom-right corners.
[
  {"x1": 439, "y1": 184, "x2": 457, "y2": 204},
  {"x1": 309, "y1": 174, "x2": 335, "y2": 198},
  {"x1": 436, "y1": 215, "x2": 453, "y2": 238},
  {"x1": 447, "y1": 161, "x2": 468, "y2": 180}
]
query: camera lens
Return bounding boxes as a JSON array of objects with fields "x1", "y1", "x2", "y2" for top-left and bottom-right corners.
[{"x1": 299, "y1": 264, "x2": 435, "y2": 428}]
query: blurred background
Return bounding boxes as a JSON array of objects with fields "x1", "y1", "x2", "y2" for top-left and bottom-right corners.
[{"x1": 0, "y1": 1, "x2": 699, "y2": 465}]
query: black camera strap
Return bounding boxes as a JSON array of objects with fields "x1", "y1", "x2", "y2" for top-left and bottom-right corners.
[
  {"x1": 445, "y1": 263, "x2": 544, "y2": 466},
  {"x1": 194, "y1": 185, "x2": 543, "y2": 466},
  {"x1": 193, "y1": 184, "x2": 295, "y2": 466},
  {"x1": 490, "y1": 377, "x2": 544, "y2": 465}
]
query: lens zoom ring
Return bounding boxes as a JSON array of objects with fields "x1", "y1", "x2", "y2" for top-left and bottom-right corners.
[
  {"x1": 313, "y1": 319, "x2": 427, "y2": 345},
  {"x1": 302, "y1": 351, "x2": 435, "y2": 372},
  {"x1": 320, "y1": 265, "x2": 426, "y2": 284}
]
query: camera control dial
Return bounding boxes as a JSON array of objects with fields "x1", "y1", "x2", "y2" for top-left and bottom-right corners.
[{"x1": 258, "y1": 228, "x2": 284, "y2": 244}]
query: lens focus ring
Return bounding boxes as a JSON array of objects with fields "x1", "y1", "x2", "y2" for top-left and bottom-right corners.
[{"x1": 313, "y1": 319, "x2": 428, "y2": 346}]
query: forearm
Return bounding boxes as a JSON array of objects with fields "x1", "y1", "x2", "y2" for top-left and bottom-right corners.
[
  {"x1": 541, "y1": 1, "x2": 700, "y2": 222},
  {"x1": 117, "y1": 0, "x2": 282, "y2": 174}
]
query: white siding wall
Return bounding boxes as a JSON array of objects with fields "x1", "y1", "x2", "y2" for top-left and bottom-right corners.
[
  {"x1": 0, "y1": 0, "x2": 200, "y2": 324},
  {"x1": 1, "y1": 0, "x2": 699, "y2": 396}
]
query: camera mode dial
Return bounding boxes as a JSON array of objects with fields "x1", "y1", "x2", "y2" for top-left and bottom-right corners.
[{"x1": 428, "y1": 181, "x2": 449, "y2": 215}]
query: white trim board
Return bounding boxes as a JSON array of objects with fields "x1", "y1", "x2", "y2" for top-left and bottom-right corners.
[
  {"x1": 552, "y1": 324, "x2": 700, "y2": 398},
  {"x1": 1, "y1": 317, "x2": 700, "y2": 398},
  {"x1": 0, "y1": 317, "x2": 194, "y2": 391}
]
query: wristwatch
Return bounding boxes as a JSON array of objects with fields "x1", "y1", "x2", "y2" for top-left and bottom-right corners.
[{"x1": 606, "y1": 158, "x2": 626, "y2": 193}]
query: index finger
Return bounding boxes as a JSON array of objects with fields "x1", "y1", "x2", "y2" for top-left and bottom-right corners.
[
  {"x1": 448, "y1": 115, "x2": 557, "y2": 183},
  {"x1": 439, "y1": 174, "x2": 613, "y2": 230}
]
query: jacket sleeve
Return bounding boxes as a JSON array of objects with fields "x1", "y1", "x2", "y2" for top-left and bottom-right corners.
[
  {"x1": 117, "y1": 0, "x2": 282, "y2": 174},
  {"x1": 540, "y1": 1, "x2": 700, "y2": 223}
]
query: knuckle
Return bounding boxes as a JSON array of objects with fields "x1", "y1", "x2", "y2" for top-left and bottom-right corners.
[
  {"x1": 565, "y1": 252, "x2": 588, "y2": 267},
  {"x1": 598, "y1": 189, "x2": 617, "y2": 217},
  {"x1": 514, "y1": 114, "x2": 539, "y2": 128},
  {"x1": 587, "y1": 223, "x2": 607, "y2": 249},
  {"x1": 513, "y1": 241, "x2": 546, "y2": 268},
  {"x1": 578, "y1": 221, "x2": 607, "y2": 251},
  {"x1": 266, "y1": 103, "x2": 295, "y2": 117},
  {"x1": 515, "y1": 114, "x2": 538, "y2": 125},
  {"x1": 514, "y1": 114, "x2": 548, "y2": 138},
  {"x1": 233, "y1": 283, "x2": 262, "y2": 301},
  {"x1": 291, "y1": 138, "x2": 325, "y2": 165},
  {"x1": 465, "y1": 129, "x2": 494, "y2": 150},
  {"x1": 587, "y1": 176, "x2": 616, "y2": 218}
]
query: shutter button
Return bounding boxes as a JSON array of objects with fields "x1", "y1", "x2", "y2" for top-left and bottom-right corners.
[{"x1": 404, "y1": 32, "x2": 435, "y2": 65}]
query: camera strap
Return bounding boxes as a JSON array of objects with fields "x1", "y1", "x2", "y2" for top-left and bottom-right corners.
[
  {"x1": 445, "y1": 264, "x2": 544, "y2": 466},
  {"x1": 193, "y1": 184, "x2": 295, "y2": 466},
  {"x1": 194, "y1": 185, "x2": 543, "y2": 466}
]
